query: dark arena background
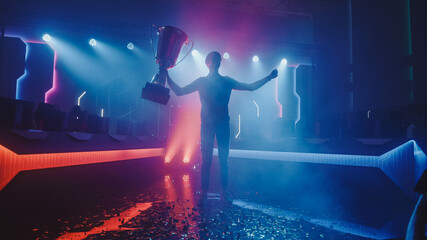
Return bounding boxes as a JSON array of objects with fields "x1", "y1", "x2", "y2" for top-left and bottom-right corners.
[{"x1": 1, "y1": 0, "x2": 427, "y2": 239}]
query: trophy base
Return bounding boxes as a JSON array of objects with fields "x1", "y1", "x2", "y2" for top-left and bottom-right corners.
[{"x1": 141, "y1": 82, "x2": 170, "y2": 105}]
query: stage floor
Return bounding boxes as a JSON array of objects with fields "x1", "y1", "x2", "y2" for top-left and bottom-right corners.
[{"x1": 0, "y1": 156, "x2": 413, "y2": 239}]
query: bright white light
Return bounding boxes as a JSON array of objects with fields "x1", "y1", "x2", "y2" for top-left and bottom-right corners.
[
  {"x1": 281, "y1": 58, "x2": 288, "y2": 65},
  {"x1": 192, "y1": 49, "x2": 198, "y2": 56},
  {"x1": 253, "y1": 100, "x2": 259, "y2": 118},
  {"x1": 89, "y1": 39, "x2": 97, "y2": 46},
  {"x1": 101, "y1": 108, "x2": 104, "y2": 117},
  {"x1": 77, "y1": 91, "x2": 86, "y2": 106},
  {"x1": 235, "y1": 114, "x2": 241, "y2": 138},
  {"x1": 223, "y1": 52, "x2": 230, "y2": 59},
  {"x1": 183, "y1": 156, "x2": 190, "y2": 163},
  {"x1": 42, "y1": 34, "x2": 51, "y2": 42},
  {"x1": 127, "y1": 42, "x2": 134, "y2": 50},
  {"x1": 252, "y1": 55, "x2": 259, "y2": 62}
]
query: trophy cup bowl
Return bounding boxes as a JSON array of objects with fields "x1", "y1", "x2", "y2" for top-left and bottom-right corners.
[{"x1": 141, "y1": 26, "x2": 193, "y2": 105}]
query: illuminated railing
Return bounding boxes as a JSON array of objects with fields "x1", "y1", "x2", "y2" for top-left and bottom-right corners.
[{"x1": 0, "y1": 145, "x2": 165, "y2": 191}]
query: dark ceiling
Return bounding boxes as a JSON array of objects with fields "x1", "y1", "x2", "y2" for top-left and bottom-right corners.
[{"x1": 0, "y1": 0, "x2": 345, "y2": 29}]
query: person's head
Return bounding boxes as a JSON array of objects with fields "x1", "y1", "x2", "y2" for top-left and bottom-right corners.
[{"x1": 205, "y1": 51, "x2": 222, "y2": 72}]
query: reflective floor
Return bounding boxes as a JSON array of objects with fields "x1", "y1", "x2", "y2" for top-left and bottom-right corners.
[{"x1": 0, "y1": 157, "x2": 412, "y2": 239}]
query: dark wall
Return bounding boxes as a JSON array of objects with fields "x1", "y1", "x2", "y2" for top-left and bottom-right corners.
[
  {"x1": 0, "y1": 37, "x2": 26, "y2": 99},
  {"x1": 17, "y1": 42, "x2": 54, "y2": 103},
  {"x1": 314, "y1": 0, "x2": 417, "y2": 114},
  {"x1": 295, "y1": 65, "x2": 315, "y2": 137},
  {"x1": 314, "y1": 0, "x2": 352, "y2": 119},
  {"x1": 411, "y1": 0, "x2": 427, "y2": 104},
  {"x1": 351, "y1": 0, "x2": 413, "y2": 111}
]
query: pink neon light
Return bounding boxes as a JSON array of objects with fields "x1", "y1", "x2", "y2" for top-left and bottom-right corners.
[
  {"x1": 0, "y1": 144, "x2": 165, "y2": 191},
  {"x1": 24, "y1": 40, "x2": 45, "y2": 44},
  {"x1": 44, "y1": 48, "x2": 57, "y2": 103},
  {"x1": 275, "y1": 78, "x2": 283, "y2": 118}
]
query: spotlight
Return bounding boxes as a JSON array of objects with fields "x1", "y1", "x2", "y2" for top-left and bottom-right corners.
[
  {"x1": 191, "y1": 49, "x2": 198, "y2": 56},
  {"x1": 127, "y1": 42, "x2": 134, "y2": 50},
  {"x1": 89, "y1": 38, "x2": 97, "y2": 46},
  {"x1": 165, "y1": 156, "x2": 171, "y2": 163},
  {"x1": 281, "y1": 58, "x2": 288, "y2": 65},
  {"x1": 252, "y1": 55, "x2": 259, "y2": 62},
  {"x1": 183, "y1": 156, "x2": 190, "y2": 163},
  {"x1": 223, "y1": 52, "x2": 230, "y2": 59},
  {"x1": 42, "y1": 34, "x2": 51, "y2": 42}
]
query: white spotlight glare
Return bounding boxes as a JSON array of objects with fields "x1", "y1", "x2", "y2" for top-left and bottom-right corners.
[
  {"x1": 281, "y1": 58, "x2": 288, "y2": 65},
  {"x1": 191, "y1": 49, "x2": 198, "y2": 56},
  {"x1": 89, "y1": 38, "x2": 97, "y2": 46},
  {"x1": 223, "y1": 52, "x2": 230, "y2": 59},
  {"x1": 127, "y1": 42, "x2": 134, "y2": 50},
  {"x1": 252, "y1": 55, "x2": 259, "y2": 62},
  {"x1": 42, "y1": 34, "x2": 51, "y2": 42},
  {"x1": 77, "y1": 91, "x2": 87, "y2": 106}
]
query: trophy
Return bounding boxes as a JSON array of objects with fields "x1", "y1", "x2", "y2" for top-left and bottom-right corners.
[{"x1": 141, "y1": 25, "x2": 193, "y2": 105}]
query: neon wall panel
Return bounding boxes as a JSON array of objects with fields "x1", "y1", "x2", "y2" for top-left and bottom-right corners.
[
  {"x1": 0, "y1": 37, "x2": 26, "y2": 99},
  {"x1": 0, "y1": 145, "x2": 165, "y2": 191}
]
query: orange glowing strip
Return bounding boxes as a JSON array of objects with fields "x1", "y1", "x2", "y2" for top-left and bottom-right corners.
[
  {"x1": 57, "y1": 202, "x2": 152, "y2": 240},
  {"x1": 0, "y1": 145, "x2": 165, "y2": 191}
]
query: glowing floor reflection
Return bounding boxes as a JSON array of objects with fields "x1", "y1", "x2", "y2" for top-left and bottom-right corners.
[{"x1": 57, "y1": 202, "x2": 152, "y2": 240}]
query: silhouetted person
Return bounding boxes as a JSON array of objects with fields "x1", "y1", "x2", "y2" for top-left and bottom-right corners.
[{"x1": 166, "y1": 51, "x2": 278, "y2": 202}]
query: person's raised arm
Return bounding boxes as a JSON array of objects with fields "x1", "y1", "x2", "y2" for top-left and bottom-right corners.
[
  {"x1": 165, "y1": 70, "x2": 199, "y2": 96},
  {"x1": 232, "y1": 69, "x2": 278, "y2": 91}
]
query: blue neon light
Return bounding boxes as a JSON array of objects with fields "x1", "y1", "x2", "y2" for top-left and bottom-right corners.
[
  {"x1": 215, "y1": 140, "x2": 426, "y2": 199},
  {"x1": 15, "y1": 42, "x2": 29, "y2": 100}
]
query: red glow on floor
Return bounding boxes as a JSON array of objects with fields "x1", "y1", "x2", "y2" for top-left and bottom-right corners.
[
  {"x1": 164, "y1": 175, "x2": 177, "y2": 202},
  {"x1": 0, "y1": 145, "x2": 165, "y2": 191},
  {"x1": 57, "y1": 202, "x2": 152, "y2": 240},
  {"x1": 166, "y1": 101, "x2": 201, "y2": 164},
  {"x1": 163, "y1": 174, "x2": 197, "y2": 236}
]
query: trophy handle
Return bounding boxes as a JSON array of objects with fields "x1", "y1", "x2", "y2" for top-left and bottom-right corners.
[
  {"x1": 150, "y1": 24, "x2": 159, "y2": 59},
  {"x1": 173, "y1": 40, "x2": 194, "y2": 67}
]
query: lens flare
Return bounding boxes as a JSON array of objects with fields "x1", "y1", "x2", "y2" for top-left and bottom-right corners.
[
  {"x1": 252, "y1": 55, "x2": 259, "y2": 62},
  {"x1": 89, "y1": 38, "x2": 97, "y2": 46},
  {"x1": 127, "y1": 42, "x2": 134, "y2": 50},
  {"x1": 42, "y1": 34, "x2": 51, "y2": 42},
  {"x1": 281, "y1": 58, "x2": 288, "y2": 65},
  {"x1": 223, "y1": 52, "x2": 230, "y2": 59}
]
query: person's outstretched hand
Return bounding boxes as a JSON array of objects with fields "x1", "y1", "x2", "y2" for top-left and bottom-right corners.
[{"x1": 269, "y1": 69, "x2": 278, "y2": 80}]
